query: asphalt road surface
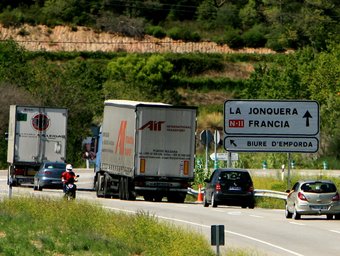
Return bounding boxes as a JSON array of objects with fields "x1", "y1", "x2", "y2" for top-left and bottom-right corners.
[{"x1": 1, "y1": 168, "x2": 340, "y2": 256}]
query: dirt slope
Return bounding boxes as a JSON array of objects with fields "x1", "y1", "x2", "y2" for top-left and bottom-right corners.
[{"x1": 0, "y1": 24, "x2": 275, "y2": 54}]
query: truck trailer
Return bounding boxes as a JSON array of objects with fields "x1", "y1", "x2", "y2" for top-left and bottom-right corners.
[
  {"x1": 94, "y1": 100, "x2": 197, "y2": 203},
  {"x1": 7, "y1": 105, "x2": 68, "y2": 185}
]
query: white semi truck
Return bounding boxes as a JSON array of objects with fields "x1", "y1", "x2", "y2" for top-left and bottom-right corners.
[
  {"x1": 7, "y1": 105, "x2": 68, "y2": 185},
  {"x1": 94, "y1": 100, "x2": 197, "y2": 203}
]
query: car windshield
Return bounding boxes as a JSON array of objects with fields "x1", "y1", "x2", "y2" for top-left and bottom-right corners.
[
  {"x1": 301, "y1": 182, "x2": 336, "y2": 193},
  {"x1": 45, "y1": 163, "x2": 66, "y2": 169}
]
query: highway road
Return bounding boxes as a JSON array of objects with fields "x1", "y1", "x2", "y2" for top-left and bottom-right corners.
[{"x1": 1, "y1": 168, "x2": 340, "y2": 256}]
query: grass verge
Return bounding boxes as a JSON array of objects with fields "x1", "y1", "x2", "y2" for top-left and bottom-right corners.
[{"x1": 0, "y1": 197, "x2": 215, "y2": 256}]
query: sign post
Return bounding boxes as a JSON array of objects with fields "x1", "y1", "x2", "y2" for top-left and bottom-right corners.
[
  {"x1": 200, "y1": 130, "x2": 213, "y2": 172},
  {"x1": 213, "y1": 130, "x2": 220, "y2": 169}
]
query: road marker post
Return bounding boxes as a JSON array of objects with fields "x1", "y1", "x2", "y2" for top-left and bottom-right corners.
[{"x1": 211, "y1": 225, "x2": 225, "y2": 256}]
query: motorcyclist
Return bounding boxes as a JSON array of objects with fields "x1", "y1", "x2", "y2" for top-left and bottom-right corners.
[{"x1": 61, "y1": 164, "x2": 77, "y2": 193}]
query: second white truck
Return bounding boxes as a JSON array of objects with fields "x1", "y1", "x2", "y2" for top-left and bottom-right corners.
[
  {"x1": 94, "y1": 100, "x2": 197, "y2": 203},
  {"x1": 7, "y1": 105, "x2": 68, "y2": 185}
]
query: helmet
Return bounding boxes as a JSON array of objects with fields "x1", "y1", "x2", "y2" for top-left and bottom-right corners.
[{"x1": 66, "y1": 164, "x2": 73, "y2": 171}]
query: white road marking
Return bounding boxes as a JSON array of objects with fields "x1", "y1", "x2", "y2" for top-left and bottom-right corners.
[
  {"x1": 249, "y1": 214, "x2": 264, "y2": 218},
  {"x1": 330, "y1": 230, "x2": 340, "y2": 234},
  {"x1": 227, "y1": 211, "x2": 242, "y2": 215},
  {"x1": 212, "y1": 209, "x2": 225, "y2": 212},
  {"x1": 103, "y1": 206, "x2": 304, "y2": 256},
  {"x1": 289, "y1": 222, "x2": 305, "y2": 226},
  {"x1": 175, "y1": 204, "x2": 188, "y2": 208}
]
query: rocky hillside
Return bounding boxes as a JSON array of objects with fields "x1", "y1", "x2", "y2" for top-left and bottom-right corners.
[{"x1": 0, "y1": 24, "x2": 276, "y2": 54}]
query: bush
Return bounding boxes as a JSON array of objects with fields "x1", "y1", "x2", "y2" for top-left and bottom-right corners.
[
  {"x1": 165, "y1": 53, "x2": 224, "y2": 75},
  {"x1": 145, "y1": 25, "x2": 166, "y2": 38},
  {"x1": 0, "y1": 8, "x2": 23, "y2": 27},
  {"x1": 242, "y1": 24, "x2": 267, "y2": 48},
  {"x1": 96, "y1": 13, "x2": 145, "y2": 38},
  {"x1": 167, "y1": 27, "x2": 201, "y2": 42},
  {"x1": 215, "y1": 26, "x2": 244, "y2": 49}
]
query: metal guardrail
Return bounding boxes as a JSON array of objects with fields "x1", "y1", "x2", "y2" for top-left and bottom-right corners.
[
  {"x1": 254, "y1": 189, "x2": 287, "y2": 200},
  {"x1": 187, "y1": 188, "x2": 288, "y2": 200}
]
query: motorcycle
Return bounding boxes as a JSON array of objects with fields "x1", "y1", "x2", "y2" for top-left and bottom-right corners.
[{"x1": 64, "y1": 175, "x2": 79, "y2": 200}]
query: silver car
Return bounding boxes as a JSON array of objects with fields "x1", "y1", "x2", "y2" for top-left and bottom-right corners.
[{"x1": 285, "y1": 180, "x2": 340, "y2": 220}]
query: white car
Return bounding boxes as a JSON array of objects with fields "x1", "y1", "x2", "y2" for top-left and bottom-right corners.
[{"x1": 285, "y1": 180, "x2": 340, "y2": 220}]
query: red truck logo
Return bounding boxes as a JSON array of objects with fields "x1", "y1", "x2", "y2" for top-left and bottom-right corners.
[
  {"x1": 32, "y1": 113, "x2": 50, "y2": 131},
  {"x1": 116, "y1": 120, "x2": 133, "y2": 156},
  {"x1": 138, "y1": 121, "x2": 165, "y2": 131}
]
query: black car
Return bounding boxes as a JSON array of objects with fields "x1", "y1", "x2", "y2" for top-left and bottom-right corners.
[
  {"x1": 33, "y1": 162, "x2": 66, "y2": 191},
  {"x1": 203, "y1": 168, "x2": 255, "y2": 208}
]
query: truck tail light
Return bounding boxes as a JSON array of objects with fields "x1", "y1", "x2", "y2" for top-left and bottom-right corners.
[
  {"x1": 183, "y1": 160, "x2": 189, "y2": 175},
  {"x1": 140, "y1": 159, "x2": 145, "y2": 173},
  {"x1": 14, "y1": 168, "x2": 25, "y2": 175},
  {"x1": 180, "y1": 181, "x2": 189, "y2": 188}
]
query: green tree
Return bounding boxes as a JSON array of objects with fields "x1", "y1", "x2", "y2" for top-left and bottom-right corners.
[
  {"x1": 197, "y1": 0, "x2": 217, "y2": 29},
  {"x1": 242, "y1": 44, "x2": 340, "y2": 158},
  {"x1": 104, "y1": 54, "x2": 181, "y2": 104},
  {"x1": 0, "y1": 40, "x2": 29, "y2": 87},
  {"x1": 239, "y1": 0, "x2": 262, "y2": 30},
  {"x1": 26, "y1": 57, "x2": 107, "y2": 165},
  {"x1": 301, "y1": 43, "x2": 340, "y2": 156},
  {"x1": 0, "y1": 83, "x2": 38, "y2": 167}
]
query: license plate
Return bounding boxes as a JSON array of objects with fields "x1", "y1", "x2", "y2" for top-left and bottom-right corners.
[
  {"x1": 229, "y1": 186, "x2": 241, "y2": 191},
  {"x1": 311, "y1": 205, "x2": 328, "y2": 210},
  {"x1": 146, "y1": 182, "x2": 169, "y2": 187}
]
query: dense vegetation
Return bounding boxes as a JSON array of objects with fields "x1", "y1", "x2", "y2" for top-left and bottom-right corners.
[
  {"x1": 0, "y1": 1, "x2": 339, "y2": 169},
  {"x1": 0, "y1": 40, "x2": 339, "y2": 169},
  {"x1": 0, "y1": 0, "x2": 339, "y2": 51}
]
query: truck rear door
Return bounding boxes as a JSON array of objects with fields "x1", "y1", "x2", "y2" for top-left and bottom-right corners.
[{"x1": 136, "y1": 106, "x2": 196, "y2": 179}]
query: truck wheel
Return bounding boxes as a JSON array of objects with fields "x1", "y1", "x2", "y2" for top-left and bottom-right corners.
[
  {"x1": 154, "y1": 195, "x2": 163, "y2": 202},
  {"x1": 126, "y1": 178, "x2": 136, "y2": 201},
  {"x1": 96, "y1": 173, "x2": 104, "y2": 198},
  {"x1": 144, "y1": 194, "x2": 153, "y2": 201},
  {"x1": 102, "y1": 173, "x2": 110, "y2": 198},
  {"x1": 119, "y1": 178, "x2": 125, "y2": 200}
]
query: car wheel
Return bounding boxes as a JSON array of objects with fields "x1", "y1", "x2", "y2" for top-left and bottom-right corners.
[
  {"x1": 211, "y1": 193, "x2": 217, "y2": 208},
  {"x1": 203, "y1": 194, "x2": 209, "y2": 207},
  {"x1": 335, "y1": 214, "x2": 340, "y2": 220},
  {"x1": 248, "y1": 201, "x2": 255, "y2": 209},
  {"x1": 326, "y1": 214, "x2": 333, "y2": 220},
  {"x1": 37, "y1": 180, "x2": 43, "y2": 191},
  {"x1": 292, "y1": 207, "x2": 301, "y2": 220},
  {"x1": 285, "y1": 204, "x2": 292, "y2": 219}
]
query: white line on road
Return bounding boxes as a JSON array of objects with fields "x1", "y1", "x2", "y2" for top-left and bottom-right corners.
[
  {"x1": 289, "y1": 222, "x2": 306, "y2": 226},
  {"x1": 330, "y1": 230, "x2": 340, "y2": 234},
  {"x1": 249, "y1": 214, "x2": 264, "y2": 218},
  {"x1": 103, "y1": 206, "x2": 304, "y2": 256}
]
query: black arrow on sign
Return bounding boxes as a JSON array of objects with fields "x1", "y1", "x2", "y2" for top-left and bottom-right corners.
[
  {"x1": 303, "y1": 111, "x2": 312, "y2": 127},
  {"x1": 230, "y1": 140, "x2": 237, "y2": 147}
]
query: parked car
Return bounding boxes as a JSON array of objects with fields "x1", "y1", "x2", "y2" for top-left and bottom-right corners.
[
  {"x1": 33, "y1": 162, "x2": 66, "y2": 191},
  {"x1": 285, "y1": 180, "x2": 340, "y2": 220},
  {"x1": 203, "y1": 168, "x2": 255, "y2": 208}
]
